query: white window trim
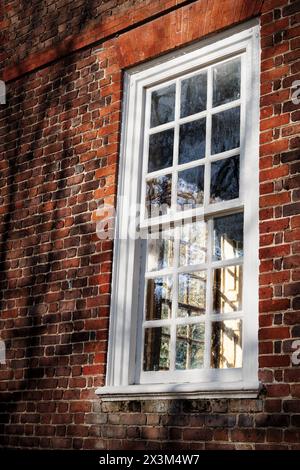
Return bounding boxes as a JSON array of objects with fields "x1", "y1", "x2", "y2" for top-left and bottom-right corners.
[{"x1": 96, "y1": 20, "x2": 260, "y2": 400}]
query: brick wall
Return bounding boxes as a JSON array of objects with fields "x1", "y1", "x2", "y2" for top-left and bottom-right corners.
[
  {"x1": 0, "y1": 0, "x2": 300, "y2": 450},
  {"x1": 0, "y1": 0, "x2": 191, "y2": 75}
]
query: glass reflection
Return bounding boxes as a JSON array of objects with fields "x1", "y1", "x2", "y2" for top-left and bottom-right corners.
[
  {"x1": 210, "y1": 155, "x2": 239, "y2": 203},
  {"x1": 143, "y1": 327, "x2": 170, "y2": 371},
  {"x1": 180, "y1": 221, "x2": 207, "y2": 266},
  {"x1": 181, "y1": 72, "x2": 207, "y2": 118},
  {"x1": 147, "y1": 231, "x2": 174, "y2": 272},
  {"x1": 148, "y1": 129, "x2": 174, "y2": 173},
  {"x1": 151, "y1": 84, "x2": 176, "y2": 128},
  {"x1": 146, "y1": 276, "x2": 172, "y2": 320},
  {"x1": 213, "y1": 213, "x2": 244, "y2": 261},
  {"x1": 213, "y1": 59, "x2": 241, "y2": 107},
  {"x1": 177, "y1": 166, "x2": 204, "y2": 210},
  {"x1": 213, "y1": 265, "x2": 243, "y2": 314},
  {"x1": 211, "y1": 319, "x2": 242, "y2": 368},
  {"x1": 146, "y1": 175, "x2": 172, "y2": 217},
  {"x1": 176, "y1": 323, "x2": 205, "y2": 370},
  {"x1": 178, "y1": 271, "x2": 206, "y2": 317},
  {"x1": 179, "y1": 118, "x2": 206, "y2": 164},
  {"x1": 211, "y1": 107, "x2": 240, "y2": 155}
]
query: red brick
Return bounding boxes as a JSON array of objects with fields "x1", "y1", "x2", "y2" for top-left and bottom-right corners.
[
  {"x1": 260, "y1": 165, "x2": 290, "y2": 182},
  {"x1": 69, "y1": 402, "x2": 91, "y2": 413},
  {"x1": 260, "y1": 192, "x2": 291, "y2": 208},
  {"x1": 259, "y1": 326, "x2": 290, "y2": 339}
]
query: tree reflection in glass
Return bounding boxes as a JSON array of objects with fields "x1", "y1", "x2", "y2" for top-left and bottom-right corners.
[
  {"x1": 179, "y1": 118, "x2": 206, "y2": 164},
  {"x1": 146, "y1": 175, "x2": 172, "y2": 217},
  {"x1": 213, "y1": 213, "x2": 243, "y2": 261},
  {"x1": 148, "y1": 128, "x2": 174, "y2": 172},
  {"x1": 146, "y1": 276, "x2": 173, "y2": 320},
  {"x1": 211, "y1": 319, "x2": 242, "y2": 368},
  {"x1": 179, "y1": 221, "x2": 207, "y2": 266},
  {"x1": 178, "y1": 271, "x2": 206, "y2": 318},
  {"x1": 147, "y1": 230, "x2": 174, "y2": 271},
  {"x1": 213, "y1": 58, "x2": 241, "y2": 107},
  {"x1": 210, "y1": 155, "x2": 239, "y2": 203},
  {"x1": 211, "y1": 107, "x2": 240, "y2": 155},
  {"x1": 150, "y1": 84, "x2": 176, "y2": 128},
  {"x1": 176, "y1": 323, "x2": 205, "y2": 369},
  {"x1": 177, "y1": 166, "x2": 204, "y2": 210},
  {"x1": 213, "y1": 265, "x2": 243, "y2": 314},
  {"x1": 143, "y1": 327, "x2": 170, "y2": 371},
  {"x1": 180, "y1": 72, "x2": 207, "y2": 118}
]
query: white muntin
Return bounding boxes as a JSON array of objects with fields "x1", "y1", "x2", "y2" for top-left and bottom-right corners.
[
  {"x1": 0, "y1": 80, "x2": 6, "y2": 105},
  {"x1": 0, "y1": 340, "x2": 5, "y2": 365}
]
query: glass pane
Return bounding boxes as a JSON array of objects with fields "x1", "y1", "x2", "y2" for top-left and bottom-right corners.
[
  {"x1": 146, "y1": 175, "x2": 172, "y2": 217},
  {"x1": 211, "y1": 319, "x2": 242, "y2": 368},
  {"x1": 178, "y1": 271, "x2": 206, "y2": 317},
  {"x1": 176, "y1": 323, "x2": 205, "y2": 370},
  {"x1": 180, "y1": 72, "x2": 207, "y2": 118},
  {"x1": 145, "y1": 276, "x2": 173, "y2": 320},
  {"x1": 143, "y1": 327, "x2": 170, "y2": 371},
  {"x1": 180, "y1": 221, "x2": 207, "y2": 266},
  {"x1": 213, "y1": 265, "x2": 243, "y2": 314},
  {"x1": 211, "y1": 107, "x2": 240, "y2": 155},
  {"x1": 150, "y1": 84, "x2": 176, "y2": 128},
  {"x1": 210, "y1": 155, "x2": 239, "y2": 203},
  {"x1": 213, "y1": 213, "x2": 244, "y2": 261},
  {"x1": 213, "y1": 59, "x2": 241, "y2": 107},
  {"x1": 177, "y1": 166, "x2": 204, "y2": 210},
  {"x1": 179, "y1": 118, "x2": 206, "y2": 164},
  {"x1": 148, "y1": 129, "x2": 174, "y2": 173},
  {"x1": 147, "y1": 230, "x2": 174, "y2": 271}
]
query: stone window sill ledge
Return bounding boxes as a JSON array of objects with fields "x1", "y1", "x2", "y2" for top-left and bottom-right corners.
[{"x1": 96, "y1": 382, "x2": 260, "y2": 401}]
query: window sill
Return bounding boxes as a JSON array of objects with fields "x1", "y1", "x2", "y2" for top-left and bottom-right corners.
[{"x1": 96, "y1": 381, "x2": 260, "y2": 401}]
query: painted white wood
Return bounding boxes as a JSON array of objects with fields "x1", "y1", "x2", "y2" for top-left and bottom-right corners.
[{"x1": 99, "y1": 20, "x2": 260, "y2": 398}]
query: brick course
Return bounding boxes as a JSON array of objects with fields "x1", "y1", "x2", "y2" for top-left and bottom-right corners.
[{"x1": 0, "y1": 0, "x2": 300, "y2": 450}]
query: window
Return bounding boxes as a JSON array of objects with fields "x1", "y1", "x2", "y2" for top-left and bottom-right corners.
[{"x1": 97, "y1": 22, "x2": 260, "y2": 399}]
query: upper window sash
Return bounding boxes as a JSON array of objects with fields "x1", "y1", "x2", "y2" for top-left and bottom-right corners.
[{"x1": 140, "y1": 55, "x2": 245, "y2": 229}]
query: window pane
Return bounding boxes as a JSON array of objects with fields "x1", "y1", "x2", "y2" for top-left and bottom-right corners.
[
  {"x1": 213, "y1": 265, "x2": 243, "y2": 314},
  {"x1": 146, "y1": 276, "x2": 172, "y2": 320},
  {"x1": 179, "y1": 118, "x2": 206, "y2": 164},
  {"x1": 213, "y1": 59, "x2": 241, "y2": 107},
  {"x1": 210, "y1": 155, "x2": 239, "y2": 203},
  {"x1": 147, "y1": 230, "x2": 174, "y2": 271},
  {"x1": 176, "y1": 323, "x2": 205, "y2": 370},
  {"x1": 148, "y1": 129, "x2": 174, "y2": 173},
  {"x1": 211, "y1": 107, "x2": 240, "y2": 155},
  {"x1": 177, "y1": 166, "x2": 204, "y2": 210},
  {"x1": 180, "y1": 72, "x2": 207, "y2": 118},
  {"x1": 213, "y1": 213, "x2": 244, "y2": 261},
  {"x1": 211, "y1": 319, "x2": 242, "y2": 368},
  {"x1": 180, "y1": 221, "x2": 207, "y2": 266},
  {"x1": 178, "y1": 271, "x2": 206, "y2": 317},
  {"x1": 150, "y1": 84, "x2": 176, "y2": 128},
  {"x1": 143, "y1": 327, "x2": 170, "y2": 371},
  {"x1": 146, "y1": 175, "x2": 172, "y2": 217}
]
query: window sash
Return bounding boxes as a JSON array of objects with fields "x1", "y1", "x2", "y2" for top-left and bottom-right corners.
[{"x1": 140, "y1": 54, "x2": 245, "y2": 228}]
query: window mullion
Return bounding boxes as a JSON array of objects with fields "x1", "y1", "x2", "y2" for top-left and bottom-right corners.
[
  {"x1": 169, "y1": 80, "x2": 181, "y2": 373},
  {"x1": 170, "y1": 225, "x2": 180, "y2": 372},
  {"x1": 204, "y1": 218, "x2": 213, "y2": 370},
  {"x1": 140, "y1": 88, "x2": 152, "y2": 223},
  {"x1": 171, "y1": 79, "x2": 180, "y2": 214},
  {"x1": 204, "y1": 66, "x2": 212, "y2": 209}
]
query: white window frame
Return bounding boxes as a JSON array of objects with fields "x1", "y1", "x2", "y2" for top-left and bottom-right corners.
[{"x1": 96, "y1": 20, "x2": 260, "y2": 400}]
